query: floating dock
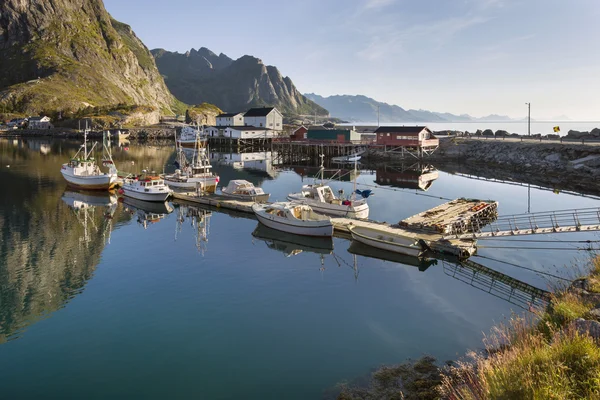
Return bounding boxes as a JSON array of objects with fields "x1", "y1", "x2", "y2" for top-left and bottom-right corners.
[{"x1": 171, "y1": 191, "x2": 483, "y2": 258}]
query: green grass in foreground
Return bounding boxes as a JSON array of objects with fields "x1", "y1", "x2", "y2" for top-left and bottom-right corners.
[{"x1": 442, "y1": 256, "x2": 600, "y2": 400}]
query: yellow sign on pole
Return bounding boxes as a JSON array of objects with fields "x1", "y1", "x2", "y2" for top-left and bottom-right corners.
[{"x1": 553, "y1": 126, "x2": 560, "y2": 132}]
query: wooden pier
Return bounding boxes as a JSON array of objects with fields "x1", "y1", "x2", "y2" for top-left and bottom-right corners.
[{"x1": 170, "y1": 191, "x2": 480, "y2": 258}]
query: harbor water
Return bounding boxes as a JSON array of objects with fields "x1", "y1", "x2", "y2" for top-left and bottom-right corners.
[{"x1": 1, "y1": 138, "x2": 599, "y2": 399}]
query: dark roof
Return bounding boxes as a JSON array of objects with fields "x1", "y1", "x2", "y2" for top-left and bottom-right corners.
[
  {"x1": 374, "y1": 126, "x2": 428, "y2": 134},
  {"x1": 244, "y1": 107, "x2": 275, "y2": 117},
  {"x1": 217, "y1": 113, "x2": 242, "y2": 118}
]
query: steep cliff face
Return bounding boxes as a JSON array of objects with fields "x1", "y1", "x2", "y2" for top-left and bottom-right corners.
[
  {"x1": 0, "y1": 0, "x2": 175, "y2": 114},
  {"x1": 152, "y1": 48, "x2": 328, "y2": 116}
]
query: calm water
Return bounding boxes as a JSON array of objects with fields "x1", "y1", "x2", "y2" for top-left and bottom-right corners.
[{"x1": 1, "y1": 138, "x2": 599, "y2": 399}]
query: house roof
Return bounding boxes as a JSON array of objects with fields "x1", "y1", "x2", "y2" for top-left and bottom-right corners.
[
  {"x1": 217, "y1": 113, "x2": 242, "y2": 118},
  {"x1": 374, "y1": 126, "x2": 428, "y2": 134},
  {"x1": 244, "y1": 107, "x2": 275, "y2": 117},
  {"x1": 29, "y1": 116, "x2": 48, "y2": 121}
]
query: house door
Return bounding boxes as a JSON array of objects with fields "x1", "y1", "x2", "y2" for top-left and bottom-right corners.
[{"x1": 337, "y1": 134, "x2": 345, "y2": 143}]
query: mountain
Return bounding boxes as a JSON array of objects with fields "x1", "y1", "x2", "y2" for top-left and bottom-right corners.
[
  {"x1": 304, "y1": 93, "x2": 414, "y2": 122},
  {"x1": 305, "y1": 94, "x2": 517, "y2": 123},
  {"x1": 152, "y1": 48, "x2": 327, "y2": 116},
  {"x1": 0, "y1": 0, "x2": 176, "y2": 115}
]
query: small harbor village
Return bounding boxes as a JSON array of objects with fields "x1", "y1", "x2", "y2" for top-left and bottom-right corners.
[{"x1": 2, "y1": 0, "x2": 600, "y2": 398}]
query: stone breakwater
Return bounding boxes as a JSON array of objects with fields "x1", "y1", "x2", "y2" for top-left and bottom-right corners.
[
  {"x1": 437, "y1": 139, "x2": 600, "y2": 195},
  {"x1": 366, "y1": 138, "x2": 600, "y2": 195}
]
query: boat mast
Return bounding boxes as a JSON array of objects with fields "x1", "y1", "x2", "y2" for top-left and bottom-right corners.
[
  {"x1": 319, "y1": 154, "x2": 325, "y2": 185},
  {"x1": 352, "y1": 157, "x2": 358, "y2": 201},
  {"x1": 84, "y1": 121, "x2": 88, "y2": 159}
]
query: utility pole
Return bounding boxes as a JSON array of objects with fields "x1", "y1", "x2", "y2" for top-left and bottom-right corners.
[
  {"x1": 525, "y1": 102, "x2": 531, "y2": 136},
  {"x1": 377, "y1": 105, "x2": 380, "y2": 127}
]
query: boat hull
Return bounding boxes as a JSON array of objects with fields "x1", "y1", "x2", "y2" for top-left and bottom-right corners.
[
  {"x1": 178, "y1": 139, "x2": 207, "y2": 148},
  {"x1": 349, "y1": 226, "x2": 424, "y2": 257},
  {"x1": 221, "y1": 192, "x2": 270, "y2": 203},
  {"x1": 121, "y1": 188, "x2": 171, "y2": 202},
  {"x1": 253, "y1": 207, "x2": 333, "y2": 237},
  {"x1": 287, "y1": 195, "x2": 369, "y2": 219},
  {"x1": 164, "y1": 176, "x2": 218, "y2": 192},
  {"x1": 61, "y1": 170, "x2": 117, "y2": 190}
]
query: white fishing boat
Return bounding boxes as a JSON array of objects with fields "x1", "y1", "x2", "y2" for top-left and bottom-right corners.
[
  {"x1": 164, "y1": 132, "x2": 219, "y2": 192},
  {"x1": 121, "y1": 172, "x2": 172, "y2": 202},
  {"x1": 221, "y1": 180, "x2": 270, "y2": 202},
  {"x1": 177, "y1": 125, "x2": 207, "y2": 148},
  {"x1": 348, "y1": 225, "x2": 426, "y2": 257},
  {"x1": 60, "y1": 129, "x2": 118, "y2": 190},
  {"x1": 287, "y1": 156, "x2": 370, "y2": 219},
  {"x1": 252, "y1": 202, "x2": 333, "y2": 237}
]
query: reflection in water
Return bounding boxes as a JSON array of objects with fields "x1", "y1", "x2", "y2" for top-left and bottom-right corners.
[
  {"x1": 61, "y1": 190, "x2": 119, "y2": 245},
  {"x1": 375, "y1": 163, "x2": 439, "y2": 191},
  {"x1": 0, "y1": 183, "x2": 125, "y2": 343},
  {"x1": 252, "y1": 223, "x2": 334, "y2": 258},
  {"x1": 443, "y1": 259, "x2": 551, "y2": 311},
  {"x1": 212, "y1": 151, "x2": 280, "y2": 178},
  {"x1": 347, "y1": 241, "x2": 437, "y2": 272},
  {"x1": 174, "y1": 204, "x2": 212, "y2": 255},
  {"x1": 121, "y1": 197, "x2": 174, "y2": 230}
]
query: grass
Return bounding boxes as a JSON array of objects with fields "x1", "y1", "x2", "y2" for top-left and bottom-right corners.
[
  {"x1": 441, "y1": 255, "x2": 600, "y2": 400},
  {"x1": 330, "y1": 256, "x2": 600, "y2": 399}
]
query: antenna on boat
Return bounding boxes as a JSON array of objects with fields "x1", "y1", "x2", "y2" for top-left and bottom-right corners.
[
  {"x1": 352, "y1": 156, "x2": 358, "y2": 200},
  {"x1": 319, "y1": 154, "x2": 325, "y2": 185}
]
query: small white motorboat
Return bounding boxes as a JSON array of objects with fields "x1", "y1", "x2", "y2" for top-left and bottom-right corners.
[
  {"x1": 177, "y1": 125, "x2": 207, "y2": 148},
  {"x1": 221, "y1": 180, "x2": 270, "y2": 202},
  {"x1": 348, "y1": 225, "x2": 426, "y2": 257},
  {"x1": 287, "y1": 155, "x2": 370, "y2": 219},
  {"x1": 121, "y1": 173, "x2": 172, "y2": 202},
  {"x1": 252, "y1": 202, "x2": 333, "y2": 237}
]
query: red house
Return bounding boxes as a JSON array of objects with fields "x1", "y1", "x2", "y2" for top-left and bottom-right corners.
[
  {"x1": 291, "y1": 125, "x2": 308, "y2": 141},
  {"x1": 375, "y1": 126, "x2": 439, "y2": 147}
]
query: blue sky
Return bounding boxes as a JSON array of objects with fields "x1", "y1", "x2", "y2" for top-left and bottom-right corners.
[{"x1": 104, "y1": 0, "x2": 599, "y2": 120}]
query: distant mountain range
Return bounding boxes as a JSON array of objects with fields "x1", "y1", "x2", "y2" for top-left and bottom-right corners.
[
  {"x1": 152, "y1": 48, "x2": 327, "y2": 116},
  {"x1": 304, "y1": 93, "x2": 523, "y2": 123}
]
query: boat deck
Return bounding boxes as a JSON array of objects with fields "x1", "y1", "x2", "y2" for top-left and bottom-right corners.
[{"x1": 171, "y1": 191, "x2": 479, "y2": 258}]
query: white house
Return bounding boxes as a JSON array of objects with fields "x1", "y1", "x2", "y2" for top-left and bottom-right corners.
[
  {"x1": 243, "y1": 107, "x2": 283, "y2": 131},
  {"x1": 204, "y1": 126, "x2": 221, "y2": 137},
  {"x1": 216, "y1": 112, "x2": 244, "y2": 127},
  {"x1": 224, "y1": 126, "x2": 279, "y2": 139},
  {"x1": 28, "y1": 116, "x2": 53, "y2": 129}
]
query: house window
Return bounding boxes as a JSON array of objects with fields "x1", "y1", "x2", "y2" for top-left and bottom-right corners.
[
  {"x1": 276, "y1": 123, "x2": 280, "y2": 126},
  {"x1": 260, "y1": 123, "x2": 263, "y2": 127},
  {"x1": 387, "y1": 133, "x2": 390, "y2": 137},
  {"x1": 396, "y1": 135, "x2": 401, "y2": 139}
]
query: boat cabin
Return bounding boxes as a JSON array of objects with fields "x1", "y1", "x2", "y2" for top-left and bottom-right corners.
[
  {"x1": 264, "y1": 204, "x2": 308, "y2": 220},
  {"x1": 223, "y1": 180, "x2": 264, "y2": 195},
  {"x1": 300, "y1": 184, "x2": 344, "y2": 204}
]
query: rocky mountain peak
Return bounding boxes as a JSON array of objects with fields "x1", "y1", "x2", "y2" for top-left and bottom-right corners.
[
  {"x1": 152, "y1": 47, "x2": 327, "y2": 116},
  {"x1": 0, "y1": 0, "x2": 176, "y2": 114}
]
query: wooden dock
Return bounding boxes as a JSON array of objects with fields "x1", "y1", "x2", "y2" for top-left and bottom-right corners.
[{"x1": 171, "y1": 191, "x2": 479, "y2": 258}]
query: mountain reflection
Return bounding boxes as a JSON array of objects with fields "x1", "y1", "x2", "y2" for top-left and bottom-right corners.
[{"x1": 0, "y1": 139, "x2": 138, "y2": 342}]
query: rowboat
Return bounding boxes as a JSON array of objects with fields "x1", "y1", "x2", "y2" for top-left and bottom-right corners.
[
  {"x1": 252, "y1": 202, "x2": 333, "y2": 237},
  {"x1": 348, "y1": 225, "x2": 426, "y2": 257}
]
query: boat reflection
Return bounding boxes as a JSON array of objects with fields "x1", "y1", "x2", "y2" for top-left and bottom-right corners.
[
  {"x1": 174, "y1": 203, "x2": 212, "y2": 254},
  {"x1": 121, "y1": 197, "x2": 174, "y2": 229},
  {"x1": 252, "y1": 223, "x2": 334, "y2": 257},
  {"x1": 375, "y1": 163, "x2": 438, "y2": 191},
  {"x1": 347, "y1": 241, "x2": 437, "y2": 271},
  {"x1": 61, "y1": 189, "x2": 118, "y2": 245}
]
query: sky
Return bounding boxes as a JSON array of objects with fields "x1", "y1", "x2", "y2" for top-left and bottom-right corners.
[{"x1": 104, "y1": 0, "x2": 600, "y2": 120}]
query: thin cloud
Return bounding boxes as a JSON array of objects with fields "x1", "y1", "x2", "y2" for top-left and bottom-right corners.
[{"x1": 364, "y1": 0, "x2": 396, "y2": 10}]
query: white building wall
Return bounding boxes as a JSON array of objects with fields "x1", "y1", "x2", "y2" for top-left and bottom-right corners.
[
  {"x1": 225, "y1": 128, "x2": 279, "y2": 139},
  {"x1": 243, "y1": 110, "x2": 283, "y2": 131}
]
